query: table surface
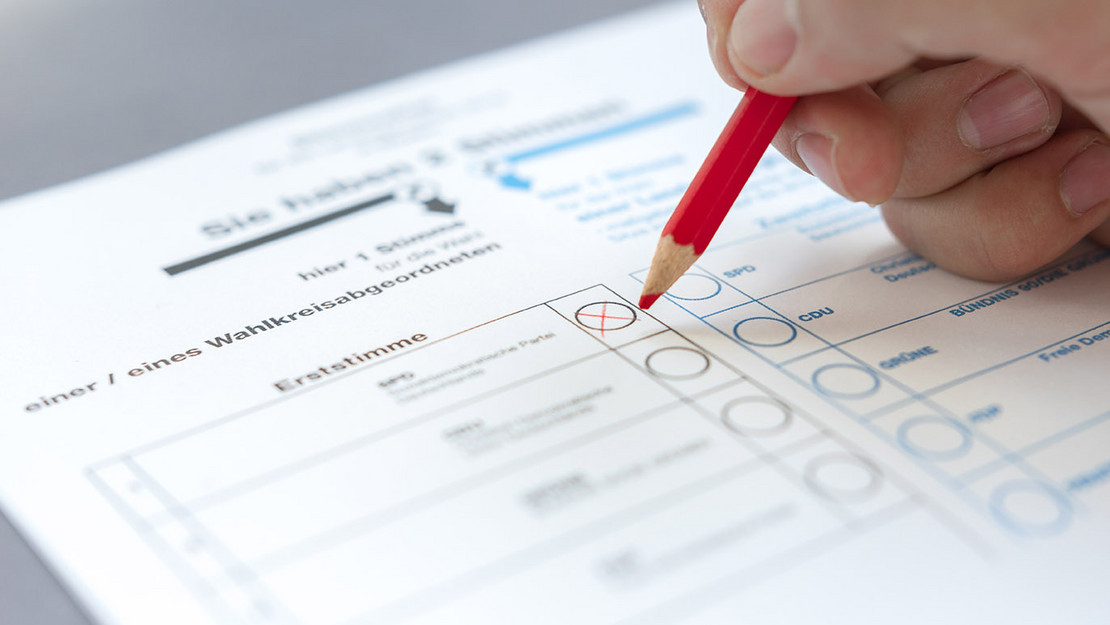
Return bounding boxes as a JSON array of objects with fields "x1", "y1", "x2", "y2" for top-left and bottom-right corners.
[{"x1": 0, "y1": 1, "x2": 663, "y2": 622}]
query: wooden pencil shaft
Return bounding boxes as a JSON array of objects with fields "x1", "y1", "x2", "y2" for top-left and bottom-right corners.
[
  {"x1": 663, "y1": 89, "x2": 796, "y2": 254},
  {"x1": 639, "y1": 89, "x2": 796, "y2": 308}
]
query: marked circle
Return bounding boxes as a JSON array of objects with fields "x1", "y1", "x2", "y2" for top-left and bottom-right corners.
[
  {"x1": 665, "y1": 274, "x2": 722, "y2": 301},
  {"x1": 897, "y1": 416, "x2": 974, "y2": 461},
  {"x1": 804, "y1": 453, "x2": 883, "y2": 503},
  {"x1": 989, "y1": 481, "x2": 1072, "y2": 536},
  {"x1": 732, "y1": 317, "x2": 798, "y2": 347},
  {"x1": 575, "y1": 302, "x2": 637, "y2": 333},
  {"x1": 645, "y1": 347, "x2": 711, "y2": 380},
  {"x1": 811, "y1": 364, "x2": 881, "y2": 399},
  {"x1": 721, "y1": 397, "x2": 794, "y2": 437}
]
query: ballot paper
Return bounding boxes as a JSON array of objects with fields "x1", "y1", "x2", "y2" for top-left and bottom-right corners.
[{"x1": 2, "y1": 3, "x2": 1108, "y2": 624}]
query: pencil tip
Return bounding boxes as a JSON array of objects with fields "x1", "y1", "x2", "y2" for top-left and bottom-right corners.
[{"x1": 640, "y1": 235, "x2": 701, "y2": 309}]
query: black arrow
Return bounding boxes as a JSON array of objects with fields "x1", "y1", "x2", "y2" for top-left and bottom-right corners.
[
  {"x1": 163, "y1": 194, "x2": 407, "y2": 276},
  {"x1": 163, "y1": 193, "x2": 397, "y2": 276},
  {"x1": 163, "y1": 190, "x2": 463, "y2": 276},
  {"x1": 422, "y1": 197, "x2": 456, "y2": 214}
]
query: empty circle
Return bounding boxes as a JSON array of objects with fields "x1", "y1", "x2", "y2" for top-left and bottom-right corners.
[
  {"x1": 811, "y1": 364, "x2": 880, "y2": 399},
  {"x1": 645, "y1": 347, "x2": 711, "y2": 380},
  {"x1": 732, "y1": 317, "x2": 798, "y2": 347},
  {"x1": 575, "y1": 302, "x2": 637, "y2": 332},
  {"x1": 721, "y1": 397, "x2": 793, "y2": 436},
  {"x1": 665, "y1": 274, "x2": 722, "y2": 300},
  {"x1": 897, "y1": 416, "x2": 973, "y2": 461},
  {"x1": 804, "y1": 453, "x2": 883, "y2": 502},
  {"x1": 989, "y1": 481, "x2": 1072, "y2": 536}
]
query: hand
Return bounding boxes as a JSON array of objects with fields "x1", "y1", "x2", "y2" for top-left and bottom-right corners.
[{"x1": 699, "y1": 0, "x2": 1110, "y2": 280}]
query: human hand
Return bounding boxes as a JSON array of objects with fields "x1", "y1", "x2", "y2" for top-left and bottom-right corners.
[{"x1": 699, "y1": 0, "x2": 1110, "y2": 280}]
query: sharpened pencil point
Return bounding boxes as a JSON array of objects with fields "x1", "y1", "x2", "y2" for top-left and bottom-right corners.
[
  {"x1": 640, "y1": 234, "x2": 700, "y2": 307},
  {"x1": 638, "y1": 292, "x2": 662, "y2": 310}
]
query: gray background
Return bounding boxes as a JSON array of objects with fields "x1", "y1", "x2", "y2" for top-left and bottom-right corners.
[{"x1": 0, "y1": 0, "x2": 665, "y2": 623}]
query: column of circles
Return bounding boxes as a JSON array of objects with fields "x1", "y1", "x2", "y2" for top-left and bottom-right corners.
[
  {"x1": 868, "y1": 405, "x2": 1076, "y2": 538},
  {"x1": 644, "y1": 268, "x2": 911, "y2": 416},
  {"x1": 693, "y1": 383, "x2": 906, "y2": 525},
  {"x1": 637, "y1": 269, "x2": 1076, "y2": 538},
  {"x1": 552, "y1": 286, "x2": 909, "y2": 527}
]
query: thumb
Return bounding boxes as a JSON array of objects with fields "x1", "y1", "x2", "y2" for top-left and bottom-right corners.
[{"x1": 722, "y1": 0, "x2": 1110, "y2": 131}]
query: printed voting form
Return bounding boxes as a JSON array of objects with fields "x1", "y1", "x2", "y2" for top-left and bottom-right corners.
[{"x1": 1, "y1": 3, "x2": 1108, "y2": 624}]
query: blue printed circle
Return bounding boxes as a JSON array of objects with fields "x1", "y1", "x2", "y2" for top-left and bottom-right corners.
[
  {"x1": 896, "y1": 416, "x2": 974, "y2": 461},
  {"x1": 665, "y1": 274, "x2": 722, "y2": 301},
  {"x1": 811, "y1": 364, "x2": 881, "y2": 399},
  {"x1": 989, "y1": 480, "x2": 1072, "y2": 537},
  {"x1": 733, "y1": 317, "x2": 798, "y2": 347}
]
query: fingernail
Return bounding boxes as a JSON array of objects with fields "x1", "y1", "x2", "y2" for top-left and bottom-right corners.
[
  {"x1": 1060, "y1": 141, "x2": 1110, "y2": 217},
  {"x1": 729, "y1": 0, "x2": 797, "y2": 76},
  {"x1": 958, "y1": 70, "x2": 1051, "y2": 151},
  {"x1": 796, "y1": 133, "x2": 853, "y2": 200}
]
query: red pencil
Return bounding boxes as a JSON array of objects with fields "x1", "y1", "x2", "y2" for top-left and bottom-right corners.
[{"x1": 638, "y1": 89, "x2": 797, "y2": 309}]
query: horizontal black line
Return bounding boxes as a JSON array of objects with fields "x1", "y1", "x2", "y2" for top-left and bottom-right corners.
[{"x1": 163, "y1": 193, "x2": 396, "y2": 276}]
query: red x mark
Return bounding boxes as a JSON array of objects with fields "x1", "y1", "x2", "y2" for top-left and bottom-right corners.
[{"x1": 577, "y1": 302, "x2": 635, "y2": 337}]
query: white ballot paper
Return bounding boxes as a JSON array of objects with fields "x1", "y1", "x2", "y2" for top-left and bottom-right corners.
[{"x1": 2, "y1": 3, "x2": 1108, "y2": 624}]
